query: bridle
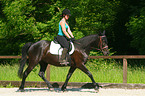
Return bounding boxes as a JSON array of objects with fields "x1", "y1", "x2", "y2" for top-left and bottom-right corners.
[{"x1": 91, "y1": 35, "x2": 108, "y2": 51}]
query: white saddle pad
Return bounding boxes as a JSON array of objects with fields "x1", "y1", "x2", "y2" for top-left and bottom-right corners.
[{"x1": 50, "y1": 41, "x2": 75, "y2": 55}]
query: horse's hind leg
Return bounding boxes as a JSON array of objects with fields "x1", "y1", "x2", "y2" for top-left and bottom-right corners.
[
  {"x1": 38, "y1": 61, "x2": 53, "y2": 89},
  {"x1": 19, "y1": 62, "x2": 37, "y2": 91},
  {"x1": 78, "y1": 64, "x2": 99, "y2": 91}
]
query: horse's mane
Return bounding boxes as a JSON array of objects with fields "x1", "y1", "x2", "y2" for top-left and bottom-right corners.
[{"x1": 76, "y1": 34, "x2": 99, "y2": 49}]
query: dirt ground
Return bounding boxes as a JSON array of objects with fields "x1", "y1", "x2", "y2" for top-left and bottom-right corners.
[{"x1": 0, "y1": 88, "x2": 145, "y2": 96}]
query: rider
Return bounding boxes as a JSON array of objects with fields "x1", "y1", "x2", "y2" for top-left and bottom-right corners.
[{"x1": 56, "y1": 9, "x2": 75, "y2": 65}]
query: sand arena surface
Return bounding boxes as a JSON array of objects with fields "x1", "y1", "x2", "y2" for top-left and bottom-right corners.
[{"x1": 0, "y1": 88, "x2": 145, "y2": 96}]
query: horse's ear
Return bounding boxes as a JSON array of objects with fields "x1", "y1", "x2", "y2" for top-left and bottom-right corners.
[{"x1": 103, "y1": 30, "x2": 105, "y2": 35}]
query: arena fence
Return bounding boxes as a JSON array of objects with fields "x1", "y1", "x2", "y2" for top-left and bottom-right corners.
[{"x1": 1, "y1": 55, "x2": 145, "y2": 84}]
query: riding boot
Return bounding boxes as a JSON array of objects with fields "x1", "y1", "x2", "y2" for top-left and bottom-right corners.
[{"x1": 59, "y1": 48, "x2": 69, "y2": 65}]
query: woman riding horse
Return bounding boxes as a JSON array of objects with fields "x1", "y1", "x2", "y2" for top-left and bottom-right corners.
[{"x1": 18, "y1": 31, "x2": 109, "y2": 92}]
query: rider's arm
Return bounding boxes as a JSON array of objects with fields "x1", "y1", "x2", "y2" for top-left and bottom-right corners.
[
  {"x1": 68, "y1": 26, "x2": 74, "y2": 38},
  {"x1": 60, "y1": 21, "x2": 71, "y2": 39}
]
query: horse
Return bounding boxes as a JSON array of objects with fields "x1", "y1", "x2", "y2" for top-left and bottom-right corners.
[{"x1": 18, "y1": 31, "x2": 109, "y2": 92}]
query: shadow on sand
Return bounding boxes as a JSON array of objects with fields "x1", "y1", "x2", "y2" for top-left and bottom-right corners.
[
  {"x1": 16, "y1": 83, "x2": 98, "y2": 93},
  {"x1": 16, "y1": 88, "x2": 97, "y2": 93}
]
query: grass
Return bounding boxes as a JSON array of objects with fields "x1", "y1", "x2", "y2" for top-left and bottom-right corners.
[
  {"x1": 0, "y1": 59, "x2": 145, "y2": 84},
  {"x1": 128, "y1": 66, "x2": 145, "y2": 83}
]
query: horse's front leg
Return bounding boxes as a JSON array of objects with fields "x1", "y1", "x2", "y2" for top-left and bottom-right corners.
[
  {"x1": 78, "y1": 64, "x2": 99, "y2": 92},
  {"x1": 61, "y1": 67, "x2": 76, "y2": 91}
]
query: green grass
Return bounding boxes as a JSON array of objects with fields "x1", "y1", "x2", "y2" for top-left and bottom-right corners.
[
  {"x1": 127, "y1": 66, "x2": 145, "y2": 83},
  {"x1": 0, "y1": 64, "x2": 42, "y2": 81},
  {"x1": 0, "y1": 59, "x2": 145, "y2": 84}
]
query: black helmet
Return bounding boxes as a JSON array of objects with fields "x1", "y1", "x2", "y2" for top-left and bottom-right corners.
[{"x1": 62, "y1": 9, "x2": 71, "y2": 16}]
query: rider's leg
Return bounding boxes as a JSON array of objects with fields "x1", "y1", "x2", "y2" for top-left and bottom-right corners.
[
  {"x1": 59, "y1": 48, "x2": 69, "y2": 65},
  {"x1": 56, "y1": 35, "x2": 70, "y2": 65}
]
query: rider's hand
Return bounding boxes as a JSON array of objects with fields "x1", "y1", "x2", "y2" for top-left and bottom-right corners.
[{"x1": 70, "y1": 38, "x2": 75, "y2": 42}]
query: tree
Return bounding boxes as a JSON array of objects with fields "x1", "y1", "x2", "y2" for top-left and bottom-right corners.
[
  {"x1": 0, "y1": 0, "x2": 118, "y2": 55},
  {"x1": 1, "y1": 0, "x2": 143, "y2": 56},
  {"x1": 127, "y1": 1, "x2": 145, "y2": 54},
  {"x1": 0, "y1": 0, "x2": 62, "y2": 55}
]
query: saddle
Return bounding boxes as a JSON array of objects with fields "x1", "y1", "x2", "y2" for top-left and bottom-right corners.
[{"x1": 49, "y1": 39, "x2": 75, "y2": 55}]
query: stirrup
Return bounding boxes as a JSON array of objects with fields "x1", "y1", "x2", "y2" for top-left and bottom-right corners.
[{"x1": 60, "y1": 60, "x2": 69, "y2": 66}]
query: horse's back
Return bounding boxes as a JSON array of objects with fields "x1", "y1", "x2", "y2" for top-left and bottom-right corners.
[
  {"x1": 30, "y1": 40, "x2": 50, "y2": 47},
  {"x1": 28, "y1": 40, "x2": 50, "y2": 56}
]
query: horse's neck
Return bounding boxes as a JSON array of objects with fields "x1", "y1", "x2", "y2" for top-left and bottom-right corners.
[
  {"x1": 84, "y1": 39, "x2": 97, "y2": 54},
  {"x1": 77, "y1": 35, "x2": 99, "y2": 55}
]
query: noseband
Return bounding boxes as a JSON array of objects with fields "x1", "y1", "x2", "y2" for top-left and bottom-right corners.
[{"x1": 91, "y1": 35, "x2": 108, "y2": 51}]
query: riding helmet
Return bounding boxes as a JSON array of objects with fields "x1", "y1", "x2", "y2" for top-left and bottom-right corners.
[{"x1": 62, "y1": 9, "x2": 71, "y2": 16}]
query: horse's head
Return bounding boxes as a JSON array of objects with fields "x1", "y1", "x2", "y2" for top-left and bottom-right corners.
[
  {"x1": 98, "y1": 30, "x2": 110, "y2": 55},
  {"x1": 76, "y1": 31, "x2": 110, "y2": 56}
]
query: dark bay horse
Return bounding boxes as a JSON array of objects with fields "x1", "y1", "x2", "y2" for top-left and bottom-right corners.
[{"x1": 18, "y1": 31, "x2": 109, "y2": 92}]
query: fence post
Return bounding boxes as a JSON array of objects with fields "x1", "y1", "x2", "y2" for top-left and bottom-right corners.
[
  {"x1": 46, "y1": 64, "x2": 50, "y2": 81},
  {"x1": 123, "y1": 58, "x2": 127, "y2": 83}
]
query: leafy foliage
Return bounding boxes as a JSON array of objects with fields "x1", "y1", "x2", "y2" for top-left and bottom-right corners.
[
  {"x1": 127, "y1": 7, "x2": 145, "y2": 54},
  {"x1": 0, "y1": 0, "x2": 145, "y2": 55},
  {"x1": 133, "y1": 1, "x2": 145, "y2": 54}
]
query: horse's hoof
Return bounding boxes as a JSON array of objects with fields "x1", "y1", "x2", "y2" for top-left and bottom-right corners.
[
  {"x1": 47, "y1": 84, "x2": 53, "y2": 89},
  {"x1": 61, "y1": 87, "x2": 67, "y2": 92},
  {"x1": 17, "y1": 89, "x2": 25, "y2": 92},
  {"x1": 94, "y1": 86, "x2": 99, "y2": 93},
  {"x1": 62, "y1": 89, "x2": 67, "y2": 92}
]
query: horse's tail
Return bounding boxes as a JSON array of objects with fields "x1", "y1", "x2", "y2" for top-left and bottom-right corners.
[{"x1": 18, "y1": 42, "x2": 33, "y2": 78}]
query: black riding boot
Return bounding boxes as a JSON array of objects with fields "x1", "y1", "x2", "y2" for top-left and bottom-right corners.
[{"x1": 59, "y1": 48, "x2": 69, "y2": 65}]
